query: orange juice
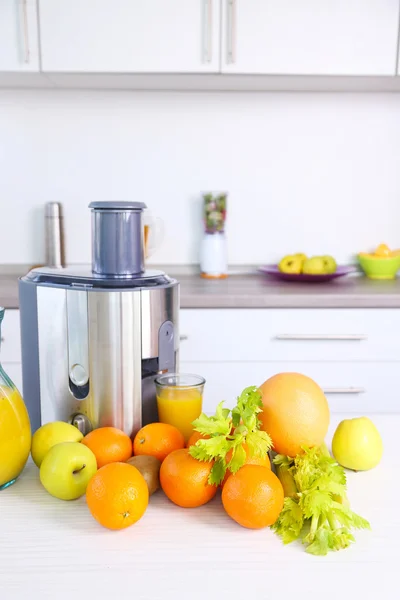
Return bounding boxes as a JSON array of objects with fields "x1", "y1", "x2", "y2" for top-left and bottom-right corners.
[
  {"x1": 144, "y1": 224, "x2": 150, "y2": 258},
  {"x1": 157, "y1": 386, "x2": 203, "y2": 442},
  {"x1": 0, "y1": 386, "x2": 31, "y2": 489}
]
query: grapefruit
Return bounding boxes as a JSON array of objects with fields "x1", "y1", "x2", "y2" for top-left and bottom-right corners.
[{"x1": 259, "y1": 372, "x2": 330, "y2": 457}]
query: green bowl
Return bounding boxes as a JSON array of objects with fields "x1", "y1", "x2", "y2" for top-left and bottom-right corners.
[{"x1": 357, "y1": 253, "x2": 400, "y2": 280}]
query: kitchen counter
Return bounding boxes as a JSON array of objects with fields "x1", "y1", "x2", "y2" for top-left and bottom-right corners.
[
  {"x1": 0, "y1": 414, "x2": 396, "y2": 600},
  {"x1": 3, "y1": 265, "x2": 400, "y2": 308}
]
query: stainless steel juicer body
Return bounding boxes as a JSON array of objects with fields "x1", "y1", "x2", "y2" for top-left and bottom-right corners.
[{"x1": 18, "y1": 202, "x2": 179, "y2": 437}]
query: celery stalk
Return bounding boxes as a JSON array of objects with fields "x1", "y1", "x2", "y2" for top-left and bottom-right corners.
[{"x1": 275, "y1": 464, "x2": 298, "y2": 498}]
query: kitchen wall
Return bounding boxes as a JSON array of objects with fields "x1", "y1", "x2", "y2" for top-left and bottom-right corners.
[{"x1": 1, "y1": 89, "x2": 400, "y2": 266}]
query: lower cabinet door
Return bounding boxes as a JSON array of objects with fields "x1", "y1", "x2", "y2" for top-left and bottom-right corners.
[{"x1": 180, "y1": 361, "x2": 398, "y2": 415}]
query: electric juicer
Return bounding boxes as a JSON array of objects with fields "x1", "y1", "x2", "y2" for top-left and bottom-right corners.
[{"x1": 19, "y1": 201, "x2": 179, "y2": 437}]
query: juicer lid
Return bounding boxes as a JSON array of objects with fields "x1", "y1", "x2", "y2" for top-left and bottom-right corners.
[
  {"x1": 20, "y1": 266, "x2": 177, "y2": 290},
  {"x1": 89, "y1": 201, "x2": 147, "y2": 211}
]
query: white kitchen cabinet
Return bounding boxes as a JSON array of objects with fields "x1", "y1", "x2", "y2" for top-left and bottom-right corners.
[
  {"x1": 0, "y1": 1, "x2": 39, "y2": 71},
  {"x1": 180, "y1": 308, "x2": 400, "y2": 362},
  {"x1": 221, "y1": 0, "x2": 400, "y2": 76},
  {"x1": 39, "y1": 0, "x2": 220, "y2": 73},
  {"x1": 180, "y1": 360, "x2": 399, "y2": 415},
  {"x1": 180, "y1": 308, "x2": 400, "y2": 414}
]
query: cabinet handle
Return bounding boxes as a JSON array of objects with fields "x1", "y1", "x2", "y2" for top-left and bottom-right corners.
[
  {"x1": 21, "y1": 0, "x2": 30, "y2": 64},
  {"x1": 227, "y1": 0, "x2": 236, "y2": 64},
  {"x1": 275, "y1": 334, "x2": 367, "y2": 341},
  {"x1": 203, "y1": 0, "x2": 213, "y2": 63},
  {"x1": 180, "y1": 335, "x2": 189, "y2": 342},
  {"x1": 323, "y1": 387, "x2": 366, "y2": 395}
]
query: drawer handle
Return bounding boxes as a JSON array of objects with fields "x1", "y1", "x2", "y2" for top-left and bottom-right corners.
[
  {"x1": 323, "y1": 387, "x2": 366, "y2": 395},
  {"x1": 227, "y1": 0, "x2": 237, "y2": 64},
  {"x1": 202, "y1": 0, "x2": 213, "y2": 63},
  {"x1": 275, "y1": 334, "x2": 367, "y2": 341},
  {"x1": 180, "y1": 335, "x2": 189, "y2": 342},
  {"x1": 21, "y1": 0, "x2": 30, "y2": 64}
]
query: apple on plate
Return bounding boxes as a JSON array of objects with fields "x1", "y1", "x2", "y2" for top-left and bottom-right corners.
[
  {"x1": 40, "y1": 442, "x2": 97, "y2": 500},
  {"x1": 31, "y1": 421, "x2": 84, "y2": 468}
]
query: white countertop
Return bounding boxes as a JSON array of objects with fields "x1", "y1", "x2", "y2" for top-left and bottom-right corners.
[{"x1": 0, "y1": 414, "x2": 397, "y2": 600}]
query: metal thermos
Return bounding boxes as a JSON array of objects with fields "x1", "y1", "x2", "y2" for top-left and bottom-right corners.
[{"x1": 45, "y1": 202, "x2": 65, "y2": 268}]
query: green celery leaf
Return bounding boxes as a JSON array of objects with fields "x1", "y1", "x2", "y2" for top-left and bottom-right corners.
[
  {"x1": 331, "y1": 502, "x2": 371, "y2": 531},
  {"x1": 331, "y1": 528, "x2": 355, "y2": 551},
  {"x1": 235, "y1": 386, "x2": 263, "y2": 421},
  {"x1": 192, "y1": 409, "x2": 231, "y2": 437},
  {"x1": 189, "y1": 436, "x2": 232, "y2": 462},
  {"x1": 208, "y1": 458, "x2": 226, "y2": 486},
  {"x1": 300, "y1": 489, "x2": 333, "y2": 520},
  {"x1": 231, "y1": 407, "x2": 241, "y2": 428},
  {"x1": 215, "y1": 401, "x2": 231, "y2": 422},
  {"x1": 305, "y1": 524, "x2": 333, "y2": 556},
  {"x1": 189, "y1": 443, "x2": 210, "y2": 462},
  {"x1": 350, "y1": 512, "x2": 371, "y2": 530},
  {"x1": 246, "y1": 431, "x2": 272, "y2": 458},
  {"x1": 272, "y1": 498, "x2": 304, "y2": 544},
  {"x1": 322, "y1": 459, "x2": 347, "y2": 487},
  {"x1": 311, "y1": 474, "x2": 346, "y2": 498},
  {"x1": 273, "y1": 454, "x2": 294, "y2": 469},
  {"x1": 294, "y1": 454, "x2": 320, "y2": 492},
  {"x1": 228, "y1": 443, "x2": 247, "y2": 474}
]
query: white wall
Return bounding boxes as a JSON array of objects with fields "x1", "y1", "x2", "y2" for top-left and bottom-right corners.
[{"x1": 1, "y1": 89, "x2": 400, "y2": 266}]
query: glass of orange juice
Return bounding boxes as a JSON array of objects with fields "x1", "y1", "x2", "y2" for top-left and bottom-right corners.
[{"x1": 155, "y1": 373, "x2": 205, "y2": 442}]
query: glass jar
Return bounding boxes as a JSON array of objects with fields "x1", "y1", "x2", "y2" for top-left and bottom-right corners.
[{"x1": 0, "y1": 307, "x2": 31, "y2": 490}]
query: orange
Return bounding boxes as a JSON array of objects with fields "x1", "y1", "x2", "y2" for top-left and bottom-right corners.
[
  {"x1": 82, "y1": 427, "x2": 132, "y2": 468},
  {"x1": 221, "y1": 442, "x2": 271, "y2": 487},
  {"x1": 259, "y1": 372, "x2": 330, "y2": 457},
  {"x1": 133, "y1": 422, "x2": 185, "y2": 462},
  {"x1": 86, "y1": 462, "x2": 148, "y2": 530},
  {"x1": 160, "y1": 448, "x2": 217, "y2": 508},
  {"x1": 222, "y1": 465, "x2": 284, "y2": 529},
  {"x1": 186, "y1": 431, "x2": 210, "y2": 448}
]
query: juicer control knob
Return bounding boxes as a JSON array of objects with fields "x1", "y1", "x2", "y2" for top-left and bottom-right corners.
[
  {"x1": 70, "y1": 363, "x2": 89, "y2": 387},
  {"x1": 69, "y1": 413, "x2": 92, "y2": 436}
]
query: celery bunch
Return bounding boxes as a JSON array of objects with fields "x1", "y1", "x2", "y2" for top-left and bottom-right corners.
[
  {"x1": 272, "y1": 446, "x2": 370, "y2": 556},
  {"x1": 189, "y1": 386, "x2": 272, "y2": 486}
]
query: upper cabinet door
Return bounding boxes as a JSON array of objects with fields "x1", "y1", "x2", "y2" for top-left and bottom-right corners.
[
  {"x1": 0, "y1": 0, "x2": 39, "y2": 71},
  {"x1": 39, "y1": 0, "x2": 220, "y2": 73},
  {"x1": 221, "y1": 0, "x2": 400, "y2": 76}
]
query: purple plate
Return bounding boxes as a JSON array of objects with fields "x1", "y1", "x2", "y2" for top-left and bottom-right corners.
[{"x1": 258, "y1": 264, "x2": 356, "y2": 283}]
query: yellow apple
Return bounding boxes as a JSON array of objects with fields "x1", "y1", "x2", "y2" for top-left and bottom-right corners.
[
  {"x1": 332, "y1": 417, "x2": 383, "y2": 471},
  {"x1": 278, "y1": 255, "x2": 303, "y2": 274},
  {"x1": 31, "y1": 421, "x2": 83, "y2": 468},
  {"x1": 40, "y1": 442, "x2": 97, "y2": 500}
]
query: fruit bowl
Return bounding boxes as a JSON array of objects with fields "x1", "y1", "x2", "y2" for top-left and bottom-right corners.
[
  {"x1": 357, "y1": 253, "x2": 400, "y2": 280},
  {"x1": 258, "y1": 265, "x2": 355, "y2": 283}
]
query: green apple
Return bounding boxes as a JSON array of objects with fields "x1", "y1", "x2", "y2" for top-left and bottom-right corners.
[
  {"x1": 332, "y1": 417, "x2": 383, "y2": 471},
  {"x1": 31, "y1": 421, "x2": 83, "y2": 467},
  {"x1": 40, "y1": 442, "x2": 97, "y2": 500}
]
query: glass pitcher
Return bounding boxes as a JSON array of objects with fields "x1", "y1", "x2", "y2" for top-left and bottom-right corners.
[{"x1": 0, "y1": 307, "x2": 31, "y2": 490}]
